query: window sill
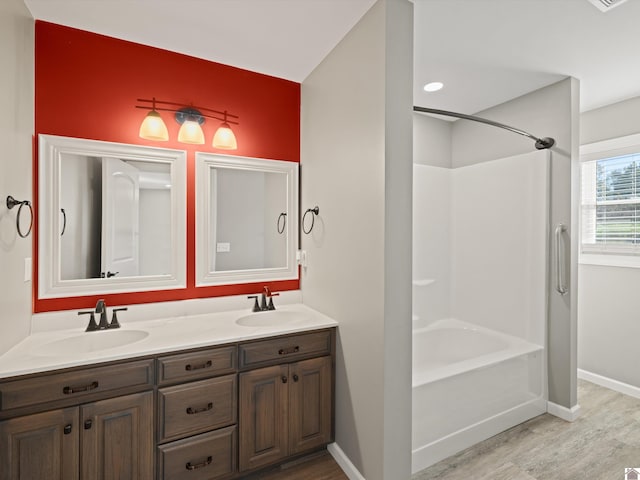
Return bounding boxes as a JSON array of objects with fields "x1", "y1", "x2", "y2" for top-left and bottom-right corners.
[{"x1": 579, "y1": 253, "x2": 640, "y2": 269}]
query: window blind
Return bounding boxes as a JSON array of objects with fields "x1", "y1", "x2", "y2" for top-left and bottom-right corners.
[{"x1": 581, "y1": 153, "x2": 640, "y2": 254}]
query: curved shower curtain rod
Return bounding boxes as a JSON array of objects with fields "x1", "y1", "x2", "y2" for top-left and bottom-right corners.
[{"x1": 413, "y1": 106, "x2": 555, "y2": 150}]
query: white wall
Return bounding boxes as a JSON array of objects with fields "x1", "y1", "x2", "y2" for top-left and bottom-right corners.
[
  {"x1": 451, "y1": 152, "x2": 548, "y2": 346},
  {"x1": 412, "y1": 151, "x2": 548, "y2": 348},
  {"x1": 412, "y1": 165, "x2": 451, "y2": 326},
  {"x1": 578, "y1": 96, "x2": 640, "y2": 388},
  {"x1": 412, "y1": 115, "x2": 452, "y2": 327},
  {"x1": 300, "y1": 0, "x2": 413, "y2": 478},
  {"x1": 0, "y1": 0, "x2": 34, "y2": 354}
]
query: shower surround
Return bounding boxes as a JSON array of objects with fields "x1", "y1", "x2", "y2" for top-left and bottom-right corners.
[{"x1": 412, "y1": 151, "x2": 550, "y2": 472}]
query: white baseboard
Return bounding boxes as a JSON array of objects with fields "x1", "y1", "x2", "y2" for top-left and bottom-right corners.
[
  {"x1": 546, "y1": 401, "x2": 581, "y2": 422},
  {"x1": 578, "y1": 368, "x2": 640, "y2": 400},
  {"x1": 327, "y1": 443, "x2": 366, "y2": 480}
]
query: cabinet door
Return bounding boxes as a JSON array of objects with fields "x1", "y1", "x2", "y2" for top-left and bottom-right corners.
[
  {"x1": 0, "y1": 407, "x2": 79, "y2": 480},
  {"x1": 289, "y1": 356, "x2": 333, "y2": 454},
  {"x1": 81, "y1": 391, "x2": 153, "y2": 480},
  {"x1": 239, "y1": 365, "x2": 288, "y2": 472}
]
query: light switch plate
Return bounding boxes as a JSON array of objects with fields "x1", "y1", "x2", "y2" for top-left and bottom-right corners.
[
  {"x1": 24, "y1": 257, "x2": 32, "y2": 282},
  {"x1": 216, "y1": 242, "x2": 231, "y2": 253}
]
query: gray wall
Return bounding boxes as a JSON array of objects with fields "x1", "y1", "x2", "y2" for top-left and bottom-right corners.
[
  {"x1": 139, "y1": 188, "x2": 171, "y2": 275},
  {"x1": 214, "y1": 169, "x2": 266, "y2": 271},
  {"x1": 0, "y1": 0, "x2": 34, "y2": 354},
  {"x1": 578, "y1": 96, "x2": 640, "y2": 388},
  {"x1": 300, "y1": 0, "x2": 413, "y2": 478},
  {"x1": 450, "y1": 78, "x2": 580, "y2": 409},
  {"x1": 413, "y1": 113, "x2": 451, "y2": 168}
]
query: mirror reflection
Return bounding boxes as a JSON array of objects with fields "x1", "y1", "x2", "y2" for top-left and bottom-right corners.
[
  {"x1": 210, "y1": 167, "x2": 288, "y2": 272},
  {"x1": 39, "y1": 135, "x2": 187, "y2": 299},
  {"x1": 196, "y1": 153, "x2": 298, "y2": 286},
  {"x1": 60, "y1": 155, "x2": 172, "y2": 280}
]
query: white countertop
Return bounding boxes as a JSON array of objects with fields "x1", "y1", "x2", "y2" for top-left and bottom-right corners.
[{"x1": 0, "y1": 303, "x2": 337, "y2": 379}]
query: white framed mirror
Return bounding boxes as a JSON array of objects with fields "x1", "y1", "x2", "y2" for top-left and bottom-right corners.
[
  {"x1": 196, "y1": 153, "x2": 298, "y2": 286},
  {"x1": 38, "y1": 134, "x2": 187, "y2": 299}
]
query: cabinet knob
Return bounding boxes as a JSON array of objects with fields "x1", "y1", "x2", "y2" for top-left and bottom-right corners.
[
  {"x1": 293, "y1": 374, "x2": 299, "y2": 382},
  {"x1": 63, "y1": 424, "x2": 72, "y2": 435},
  {"x1": 84, "y1": 419, "x2": 93, "y2": 430},
  {"x1": 281, "y1": 375, "x2": 288, "y2": 384}
]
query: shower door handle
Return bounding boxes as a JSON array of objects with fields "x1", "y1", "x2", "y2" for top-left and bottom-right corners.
[{"x1": 554, "y1": 224, "x2": 568, "y2": 296}]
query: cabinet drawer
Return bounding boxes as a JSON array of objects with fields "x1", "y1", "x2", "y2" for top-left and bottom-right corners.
[
  {"x1": 158, "y1": 375, "x2": 237, "y2": 443},
  {"x1": 158, "y1": 346, "x2": 236, "y2": 386},
  {"x1": 158, "y1": 426, "x2": 236, "y2": 480},
  {"x1": 239, "y1": 330, "x2": 332, "y2": 369},
  {"x1": 0, "y1": 359, "x2": 154, "y2": 412}
]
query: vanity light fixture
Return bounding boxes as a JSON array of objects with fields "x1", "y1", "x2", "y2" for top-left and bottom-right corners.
[
  {"x1": 138, "y1": 98, "x2": 170, "y2": 141},
  {"x1": 212, "y1": 111, "x2": 238, "y2": 150},
  {"x1": 136, "y1": 97, "x2": 239, "y2": 149}
]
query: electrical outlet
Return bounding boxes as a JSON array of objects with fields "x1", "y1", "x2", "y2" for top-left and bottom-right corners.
[{"x1": 296, "y1": 250, "x2": 307, "y2": 267}]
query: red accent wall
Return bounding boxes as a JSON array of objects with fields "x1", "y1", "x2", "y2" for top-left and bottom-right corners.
[{"x1": 34, "y1": 21, "x2": 300, "y2": 313}]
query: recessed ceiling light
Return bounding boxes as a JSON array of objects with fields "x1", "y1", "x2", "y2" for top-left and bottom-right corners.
[{"x1": 423, "y1": 82, "x2": 444, "y2": 92}]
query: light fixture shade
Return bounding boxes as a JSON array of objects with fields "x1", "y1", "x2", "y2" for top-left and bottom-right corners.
[
  {"x1": 212, "y1": 122, "x2": 238, "y2": 150},
  {"x1": 139, "y1": 111, "x2": 169, "y2": 141},
  {"x1": 177, "y1": 120, "x2": 205, "y2": 144}
]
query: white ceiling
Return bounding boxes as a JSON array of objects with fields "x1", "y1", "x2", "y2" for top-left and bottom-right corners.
[
  {"x1": 22, "y1": 0, "x2": 377, "y2": 83},
  {"x1": 23, "y1": 0, "x2": 640, "y2": 115},
  {"x1": 413, "y1": 0, "x2": 640, "y2": 114}
]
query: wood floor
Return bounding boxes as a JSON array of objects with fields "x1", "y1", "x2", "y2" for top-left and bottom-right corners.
[
  {"x1": 240, "y1": 451, "x2": 348, "y2": 480},
  {"x1": 413, "y1": 379, "x2": 640, "y2": 480},
  {"x1": 250, "y1": 380, "x2": 640, "y2": 479}
]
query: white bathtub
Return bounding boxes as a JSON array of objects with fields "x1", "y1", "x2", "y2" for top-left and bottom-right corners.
[{"x1": 412, "y1": 319, "x2": 546, "y2": 473}]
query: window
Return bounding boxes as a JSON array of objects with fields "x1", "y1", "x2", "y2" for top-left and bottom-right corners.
[{"x1": 581, "y1": 133, "x2": 640, "y2": 267}]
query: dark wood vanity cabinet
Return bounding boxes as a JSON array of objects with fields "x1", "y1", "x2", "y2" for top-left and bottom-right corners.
[
  {"x1": 156, "y1": 345, "x2": 238, "y2": 480},
  {"x1": 81, "y1": 392, "x2": 154, "y2": 479},
  {"x1": 238, "y1": 331, "x2": 335, "y2": 473},
  {"x1": 0, "y1": 407, "x2": 79, "y2": 480},
  {"x1": 0, "y1": 327, "x2": 335, "y2": 480},
  {"x1": 0, "y1": 361, "x2": 155, "y2": 480}
]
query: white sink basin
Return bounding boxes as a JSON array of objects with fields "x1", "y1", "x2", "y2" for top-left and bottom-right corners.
[
  {"x1": 235, "y1": 310, "x2": 309, "y2": 327},
  {"x1": 37, "y1": 330, "x2": 149, "y2": 356}
]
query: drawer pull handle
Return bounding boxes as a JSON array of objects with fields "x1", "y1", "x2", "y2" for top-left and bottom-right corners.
[
  {"x1": 278, "y1": 346, "x2": 300, "y2": 355},
  {"x1": 185, "y1": 360, "x2": 212, "y2": 371},
  {"x1": 186, "y1": 456, "x2": 212, "y2": 471},
  {"x1": 63, "y1": 424, "x2": 72, "y2": 435},
  {"x1": 186, "y1": 402, "x2": 213, "y2": 415},
  {"x1": 63, "y1": 381, "x2": 98, "y2": 394}
]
